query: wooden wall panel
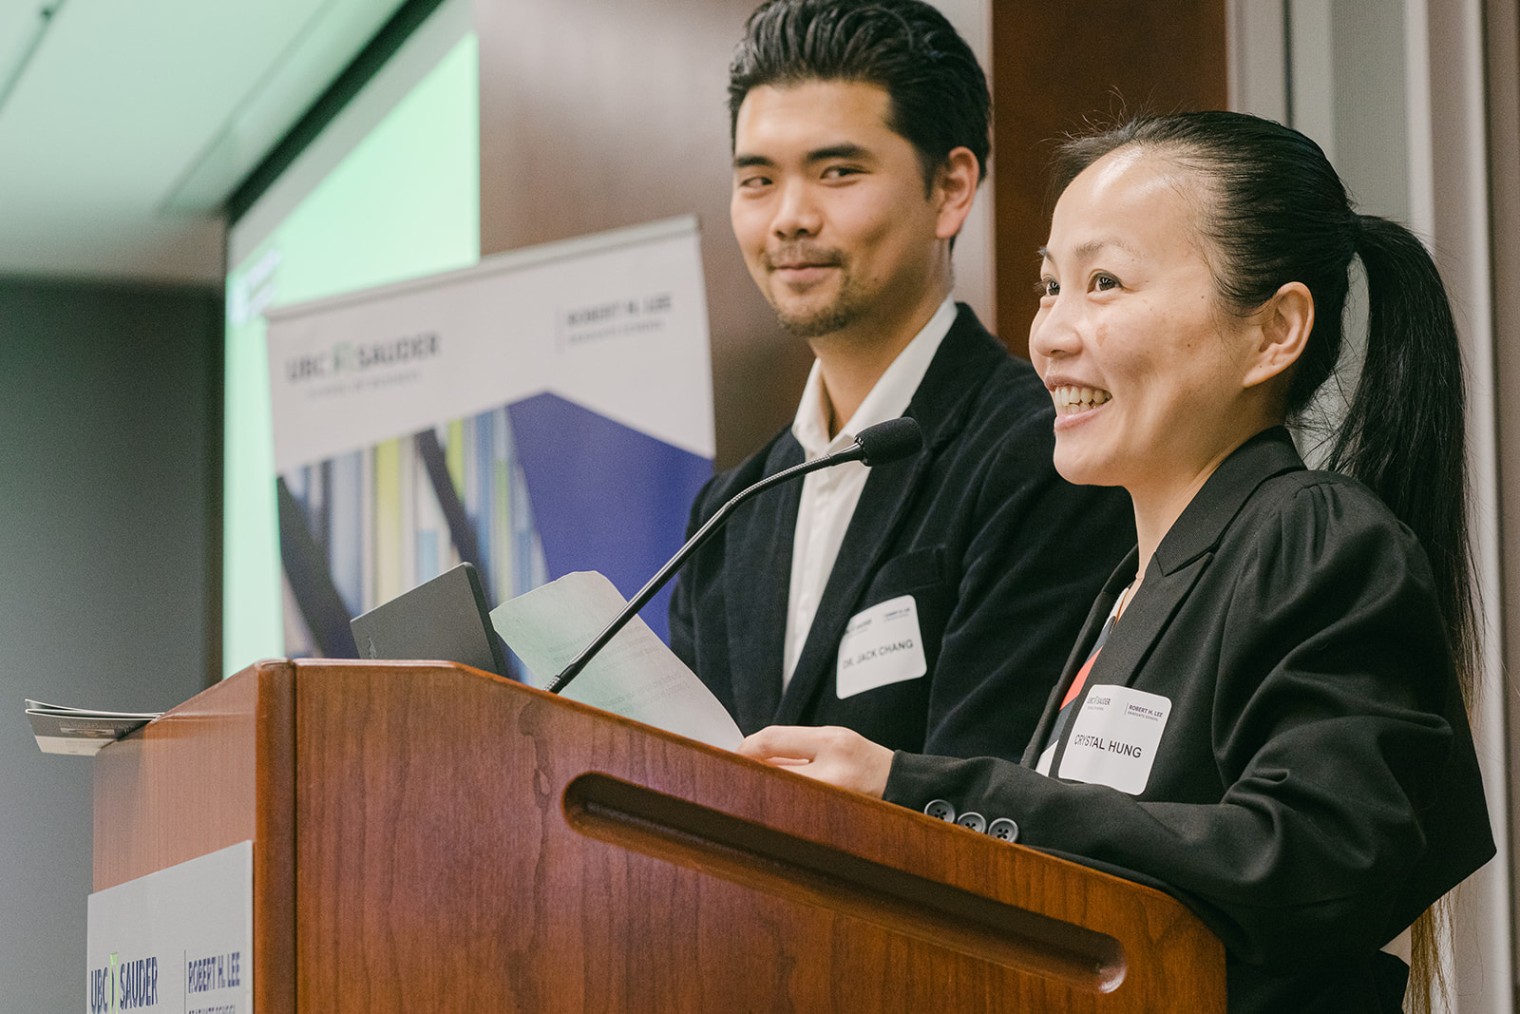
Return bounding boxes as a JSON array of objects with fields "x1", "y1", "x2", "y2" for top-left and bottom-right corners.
[
  {"x1": 477, "y1": 1, "x2": 1228, "y2": 451},
  {"x1": 991, "y1": 1, "x2": 1229, "y2": 356},
  {"x1": 476, "y1": 0, "x2": 805, "y2": 469}
]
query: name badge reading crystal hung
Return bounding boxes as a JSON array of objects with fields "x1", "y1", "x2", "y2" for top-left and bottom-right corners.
[
  {"x1": 836, "y1": 595, "x2": 927, "y2": 699},
  {"x1": 1057, "y1": 684, "x2": 1172, "y2": 795}
]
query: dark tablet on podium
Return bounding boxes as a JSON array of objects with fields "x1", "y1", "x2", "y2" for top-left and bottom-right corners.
[{"x1": 350, "y1": 562, "x2": 509, "y2": 678}]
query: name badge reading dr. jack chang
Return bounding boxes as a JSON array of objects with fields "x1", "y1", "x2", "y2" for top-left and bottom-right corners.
[
  {"x1": 836, "y1": 595, "x2": 927, "y2": 699},
  {"x1": 1057, "y1": 684, "x2": 1172, "y2": 795}
]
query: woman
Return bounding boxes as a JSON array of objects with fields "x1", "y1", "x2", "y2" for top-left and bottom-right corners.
[{"x1": 738, "y1": 111, "x2": 1494, "y2": 1013}]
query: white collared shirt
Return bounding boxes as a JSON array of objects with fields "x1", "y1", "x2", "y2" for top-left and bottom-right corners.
[{"x1": 781, "y1": 297, "x2": 957, "y2": 687}]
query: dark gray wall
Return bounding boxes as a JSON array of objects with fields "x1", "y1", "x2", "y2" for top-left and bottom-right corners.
[{"x1": 0, "y1": 278, "x2": 219, "y2": 1009}]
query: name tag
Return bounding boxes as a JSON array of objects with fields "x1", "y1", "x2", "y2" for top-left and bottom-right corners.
[
  {"x1": 1057, "y1": 684, "x2": 1172, "y2": 795},
  {"x1": 836, "y1": 595, "x2": 927, "y2": 699}
]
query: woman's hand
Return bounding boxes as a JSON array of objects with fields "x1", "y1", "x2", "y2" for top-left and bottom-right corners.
[{"x1": 737, "y1": 725, "x2": 893, "y2": 797}]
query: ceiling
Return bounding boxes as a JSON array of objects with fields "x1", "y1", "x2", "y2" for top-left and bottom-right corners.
[{"x1": 0, "y1": 0, "x2": 409, "y2": 285}]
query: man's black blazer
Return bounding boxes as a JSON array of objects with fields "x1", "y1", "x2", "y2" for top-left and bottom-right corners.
[
  {"x1": 669, "y1": 304, "x2": 1134, "y2": 759},
  {"x1": 886, "y1": 428, "x2": 1494, "y2": 1013}
]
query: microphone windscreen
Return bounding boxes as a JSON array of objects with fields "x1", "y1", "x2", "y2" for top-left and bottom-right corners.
[{"x1": 854, "y1": 417, "x2": 923, "y2": 466}]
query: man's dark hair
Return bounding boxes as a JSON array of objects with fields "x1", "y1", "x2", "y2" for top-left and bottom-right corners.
[{"x1": 728, "y1": 0, "x2": 990, "y2": 188}]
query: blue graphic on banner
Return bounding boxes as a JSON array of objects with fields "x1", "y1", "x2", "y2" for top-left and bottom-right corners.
[
  {"x1": 508, "y1": 392, "x2": 712, "y2": 644},
  {"x1": 276, "y1": 391, "x2": 710, "y2": 655}
]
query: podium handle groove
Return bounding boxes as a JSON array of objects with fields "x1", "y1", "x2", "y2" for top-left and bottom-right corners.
[{"x1": 562, "y1": 773, "x2": 1125, "y2": 992}]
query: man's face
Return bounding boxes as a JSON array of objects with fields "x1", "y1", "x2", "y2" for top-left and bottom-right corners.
[{"x1": 730, "y1": 80, "x2": 949, "y2": 343}]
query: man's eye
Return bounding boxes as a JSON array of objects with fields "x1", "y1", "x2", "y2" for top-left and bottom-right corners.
[
  {"x1": 1093, "y1": 273, "x2": 1120, "y2": 292},
  {"x1": 822, "y1": 166, "x2": 860, "y2": 179},
  {"x1": 1035, "y1": 278, "x2": 1059, "y2": 298},
  {"x1": 737, "y1": 175, "x2": 771, "y2": 189}
]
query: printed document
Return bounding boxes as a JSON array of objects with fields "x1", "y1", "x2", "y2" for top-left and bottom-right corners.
[{"x1": 491, "y1": 571, "x2": 742, "y2": 750}]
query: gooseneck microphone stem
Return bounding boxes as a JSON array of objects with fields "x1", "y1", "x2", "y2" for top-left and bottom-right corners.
[
  {"x1": 545, "y1": 416, "x2": 921, "y2": 696},
  {"x1": 546, "y1": 446, "x2": 868, "y2": 696}
]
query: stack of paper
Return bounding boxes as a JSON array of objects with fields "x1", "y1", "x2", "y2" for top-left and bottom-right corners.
[
  {"x1": 25, "y1": 700, "x2": 161, "y2": 756},
  {"x1": 491, "y1": 571, "x2": 743, "y2": 750}
]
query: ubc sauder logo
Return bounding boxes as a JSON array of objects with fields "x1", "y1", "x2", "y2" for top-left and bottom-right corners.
[
  {"x1": 88, "y1": 952, "x2": 159, "y2": 1012},
  {"x1": 283, "y1": 331, "x2": 441, "y2": 383}
]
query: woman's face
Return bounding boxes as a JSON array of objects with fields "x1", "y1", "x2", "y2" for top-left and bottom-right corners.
[{"x1": 1029, "y1": 147, "x2": 1274, "y2": 502}]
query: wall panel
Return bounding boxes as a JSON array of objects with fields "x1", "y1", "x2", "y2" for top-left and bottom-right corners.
[
  {"x1": 478, "y1": 0, "x2": 1229, "y2": 445},
  {"x1": 476, "y1": 0, "x2": 795, "y2": 468},
  {"x1": 0, "y1": 277, "x2": 220, "y2": 1010},
  {"x1": 990, "y1": 1, "x2": 1229, "y2": 356}
]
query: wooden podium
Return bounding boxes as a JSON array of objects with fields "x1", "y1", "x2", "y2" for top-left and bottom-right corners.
[{"x1": 93, "y1": 660, "x2": 1225, "y2": 1012}]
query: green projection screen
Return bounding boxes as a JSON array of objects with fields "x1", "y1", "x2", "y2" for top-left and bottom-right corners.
[{"x1": 222, "y1": 3, "x2": 478, "y2": 675}]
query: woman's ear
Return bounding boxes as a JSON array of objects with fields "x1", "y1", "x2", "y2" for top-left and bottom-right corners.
[
  {"x1": 1243, "y1": 281, "x2": 1314, "y2": 389},
  {"x1": 933, "y1": 146, "x2": 980, "y2": 241}
]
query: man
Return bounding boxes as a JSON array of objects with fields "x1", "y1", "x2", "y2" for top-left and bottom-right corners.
[{"x1": 669, "y1": 0, "x2": 1133, "y2": 763}]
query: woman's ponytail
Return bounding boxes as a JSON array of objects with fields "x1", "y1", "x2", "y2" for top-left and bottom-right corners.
[{"x1": 1332, "y1": 213, "x2": 1475, "y2": 704}]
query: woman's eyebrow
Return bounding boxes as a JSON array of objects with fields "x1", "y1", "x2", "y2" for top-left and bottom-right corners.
[{"x1": 1038, "y1": 238, "x2": 1143, "y2": 263}]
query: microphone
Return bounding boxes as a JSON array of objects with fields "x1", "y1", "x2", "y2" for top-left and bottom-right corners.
[
  {"x1": 833, "y1": 416, "x2": 922, "y2": 467},
  {"x1": 546, "y1": 417, "x2": 924, "y2": 695}
]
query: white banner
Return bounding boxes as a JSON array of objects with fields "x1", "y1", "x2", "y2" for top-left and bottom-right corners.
[
  {"x1": 265, "y1": 216, "x2": 714, "y2": 470},
  {"x1": 261, "y1": 217, "x2": 715, "y2": 652},
  {"x1": 86, "y1": 841, "x2": 252, "y2": 1014}
]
